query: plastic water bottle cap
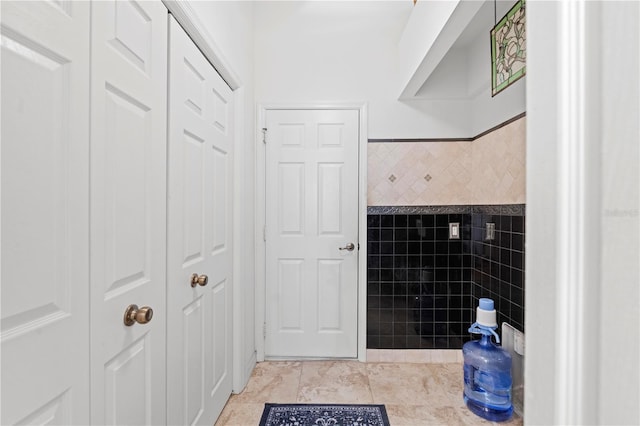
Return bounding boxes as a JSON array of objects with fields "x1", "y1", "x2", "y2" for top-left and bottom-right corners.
[
  {"x1": 476, "y1": 298, "x2": 498, "y2": 328},
  {"x1": 479, "y1": 298, "x2": 494, "y2": 310}
]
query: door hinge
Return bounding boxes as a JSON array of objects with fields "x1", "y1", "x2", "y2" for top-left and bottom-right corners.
[
  {"x1": 263, "y1": 225, "x2": 266, "y2": 241},
  {"x1": 262, "y1": 128, "x2": 267, "y2": 144},
  {"x1": 358, "y1": 243, "x2": 360, "y2": 250},
  {"x1": 263, "y1": 322, "x2": 267, "y2": 338}
]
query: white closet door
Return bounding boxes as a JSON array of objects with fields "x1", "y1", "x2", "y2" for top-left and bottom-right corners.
[
  {"x1": 167, "y1": 16, "x2": 234, "y2": 426},
  {"x1": 0, "y1": 1, "x2": 91, "y2": 424},
  {"x1": 89, "y1": 1, "x2": 168, "y2": 424}
]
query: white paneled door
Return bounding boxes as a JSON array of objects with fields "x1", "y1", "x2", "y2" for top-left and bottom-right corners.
[
  {"x1": 89, "y1": 1, "x2": 168, "y2": 425},
  {"x1": 167, "y1": 17, "x2": 234, "y2": 425},
  {"x1": 265, "y1": 109, "x2": 360, "y2": 358},
  {"x1": 1, "y1": 1, "x2": 91, "y2": 424}
]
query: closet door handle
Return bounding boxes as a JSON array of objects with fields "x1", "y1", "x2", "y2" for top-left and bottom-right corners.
[
  {"x1": 190, "y1": 273, "x2": 208, "y2": 287},
  {"x1": 123, "y1": 305, "x2": 153, "y2": 326}
]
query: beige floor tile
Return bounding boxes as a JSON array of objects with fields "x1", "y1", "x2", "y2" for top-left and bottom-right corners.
[
  {"x1": 421, "y1": 363, "x2": 466, "y2": 408},
  {"x1": 367, "y1": 362, "x2": 468, "y2": 408},
  {"x1": 367, "y1": 363, "x2": 434, "y2": 405},
  {"x1": 387, "y1": 403, "x2": 523, "y2": 426},
  {"x1": 455, "y1": 404, "x2": 524, "y2": 425},
  {"x1": 434, "y1": 405, "x2": 488, "y2": 425},
  {"x1": 218, "y1": 360, "x2": 524, "y2": 425},
  {"x1": 297, "y1": 361, "x2": 374, "y2": 404},
  {"x1": 388, "y1": 404, "x2": 518, "y2": 426},
  {"x1": 231, "y1": 361, "x2": 301, "y2": 403},
  {"x1": 385, "y1": 404, "x2": 448, "y2": 425},
  {"x1": 215, "y1": 401, "x2": 265, "y2": 426}
]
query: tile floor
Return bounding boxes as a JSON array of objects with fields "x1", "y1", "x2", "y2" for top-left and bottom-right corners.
[{"x1": 215, "y1": 361, "x2": 523, "y2": 425}]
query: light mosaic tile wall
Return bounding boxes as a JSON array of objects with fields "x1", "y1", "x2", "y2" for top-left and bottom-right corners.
[
  {"x1": 471, "y1": 117, "x2": 526, "y2": 204},
  {"x1": 367, "y1": 117, "x2": 526, "y2": 206}
]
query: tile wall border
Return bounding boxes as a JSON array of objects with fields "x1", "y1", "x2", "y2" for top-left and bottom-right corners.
[
  {"x1": 368, "y1": 112, "x2": 526, "y2": 143},
  {"x1": 367, "y1": 204, "x2": 525, "y2": 216},
  {"x1": 473, "y1": 204, "x2": 526, "y2": 216}
]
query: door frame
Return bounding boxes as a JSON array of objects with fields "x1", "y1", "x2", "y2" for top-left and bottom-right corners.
[{"x1": 255, "y1": 103, "x2": 368, "y2": 362}]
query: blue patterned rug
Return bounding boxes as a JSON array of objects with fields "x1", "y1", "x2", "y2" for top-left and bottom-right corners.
[{"x1": 259, "y1": 404, "x2": 390, "y2": 426}]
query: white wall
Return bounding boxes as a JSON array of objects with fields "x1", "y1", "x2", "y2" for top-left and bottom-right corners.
[
  {"x1": 186, "y1": 0, "x2": 257, "y2": 392},
  {"x1": 464, "y1": 15, "x2": 526, "y2": 136},
  {"x1": 413, "y1": 0, "x2": 526, "y2": 136},
  {"x1": 597, "y1": 2, "x2": 639, "y2": 422},
  {"x1": 416, "y1": 41, "x2": 526, "y2": 138},
  {"x1": 417, "y1": 49, "x2": 469, "y2": 100},
  {"x1": 525, "y1": 3, "x2": 559, "y2": 420},
  {"x1": 397, "y1": 0, "x2": 461, "y2": 99},
  {"x1": 527, "y1": 1, "x2": 639, "y2": 424},
  {"x1": 254, "y1": 0, "x2": 524, "y2": 140},
  {"x1": 186, "y1": 2, "x2": 253, "y2": 85},
  {"x1": 253, "y1": 1, "x2": 472, "y2": 139}
]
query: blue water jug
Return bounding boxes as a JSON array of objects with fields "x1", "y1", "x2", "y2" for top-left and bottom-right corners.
[{"x1": 463, "y1": 298, "x2": 513, "y2": 422}]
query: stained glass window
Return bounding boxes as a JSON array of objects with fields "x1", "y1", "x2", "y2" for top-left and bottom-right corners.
[{"x1": 491, "y1": 0, "x2": 526, "y2": 96}]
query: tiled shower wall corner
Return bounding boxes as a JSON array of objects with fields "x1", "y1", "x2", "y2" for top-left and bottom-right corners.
[{"x1": 366, "y1": 205, "x2": 525, "y2": 350}]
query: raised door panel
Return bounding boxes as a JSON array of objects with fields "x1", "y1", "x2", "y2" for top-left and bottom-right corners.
[
  {"x1": 183, "y1": 131, "x2": 206, "y2": 266},
  {"x1": 210, "y1": 280, "x2": 228, "y2": 391},
  {"x1": 167, "y1": 17, "x2": 234, "y2": 426},
  {"x1": 317, "y1": 259, "x2": 344, "y2": 331},
  {"x1": 183, "y1": 297, "x2": 205, "y2": 425},
  {"x1": 318, "y1": 164, "x2": 344, "y2": 234},
  {"x1": 208, "y1": 82, "x2": 232, "y2": 284},
  {"x1": 2, "y1": 30, "x2": 73, "y2": 332},
  {"x1": 211, "y1": 145, "x2": 229, "y2": 253},
  {"x1": 104, "y1": 338, "x2": 151, "y2": 425},
  {"x1": 278, "y1": 163, "x2": 305, "y2": 235},
  {"x1": 0, "y1": 1, "x2": 90, "y2": 424},
  {"x1": 14, "y1": 391, "x2": 71, "y2": 426},
  {"x1": 106, "y1": 0, "x2": 153, "y2": 74},
  {"x1": 90, "y1": 1, "x2": 168, "y2": 425},
  {"x1": 102, "y1": 85, "x2": 151, "y2": 297},
  {"x1": 276, "y1": 259, "x2": 304, "y2": 331}
]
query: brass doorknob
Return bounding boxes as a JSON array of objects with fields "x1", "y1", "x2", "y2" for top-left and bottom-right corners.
[
  {"x1": 123, "y1": 304, "x2": 153, "y2": 326},
  {"x1": 191, "y1": 273, "x2": 208, "y2": 287}
]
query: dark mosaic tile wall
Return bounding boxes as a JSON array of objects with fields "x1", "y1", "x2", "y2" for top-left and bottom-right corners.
[{"x1": 366, "y1": 205, "x2": 525, "y2": 350}]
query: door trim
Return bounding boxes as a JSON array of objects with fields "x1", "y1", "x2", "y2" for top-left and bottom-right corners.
[
  {"x1": 162, "y1": 0, "x2": 241, "y2": 90},
  {"x1": 255, "y1": 103, "x2": 368, "y2": 362}
]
